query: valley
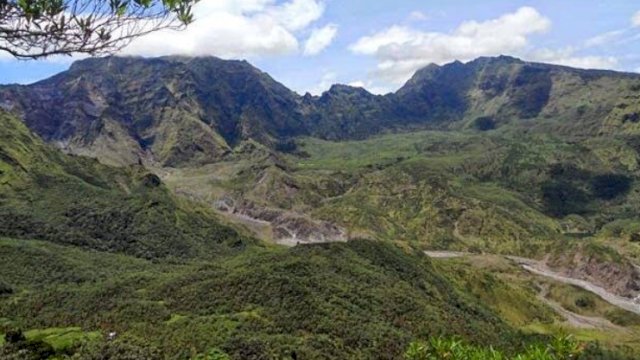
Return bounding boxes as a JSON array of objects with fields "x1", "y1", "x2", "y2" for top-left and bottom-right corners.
[{"x1": 2, "y1": 55, "x2": 640, "y2": 358}]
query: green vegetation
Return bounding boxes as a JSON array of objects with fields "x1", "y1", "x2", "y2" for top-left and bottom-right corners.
[
  {"x1": 546, "y1": 283, "x2": 640, "y2": 327},
  {"x1": 0, "y1": 110, "x2": 252, "y2": 259},
  {"x1": 25, "y1": 327, "x2": 101, "y2": 352},
  {"x1": 0, "y1": 238, "x2": 523, "y2": 359},
  {"x1": 404, "y1": 336, "x2": 633, "y2": 360},
  {"x1": 2, "y1": 56, "x2": 640, "y2": 358},
  {"x1": 285, "y1": 129, "x2": 640, "y2": 257},
  {"x1": 430, "y1": 256, "x2": 557, "y2": 328},
  {"x1": 472, "y1": 116, "x2": 497, "y2": 131}
]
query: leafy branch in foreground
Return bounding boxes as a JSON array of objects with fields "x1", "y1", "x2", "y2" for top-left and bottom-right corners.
[{"x1": 0, "y1": 0, "x2": 198, "y2": 58}]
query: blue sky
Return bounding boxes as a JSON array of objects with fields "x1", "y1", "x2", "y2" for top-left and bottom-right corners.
[{"x1": 1, "y1": 0, "x2": 640, "y2": 94}]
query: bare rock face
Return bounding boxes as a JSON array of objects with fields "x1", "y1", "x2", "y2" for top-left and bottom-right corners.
[{"x1": 214, "y1": 197, "x2": 346, "y2": 246}]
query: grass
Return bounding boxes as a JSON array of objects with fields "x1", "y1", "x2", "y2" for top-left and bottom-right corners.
[
  {"x1": 153, "y1": 122, "x2": 640, "y2": 262},
  {"x1": 294, "y1": 131, "x2": 483, "y2": 171},
  {"x1": 3, "y1": 88, "x2": 640, "y2": 358},
  {"x1": 279, "y1": 128, "x2": 640, "y2": 261},
  {"x1": 404, "y1": 335, "x2": 591, "y2": 360},
  {"x1": 24, "y1": 327, "x2": 101, "y2": 352},
  {"x1": 433, "y1": 256, "x2": 558, "y2": 328},
  {"x1": 521, "y1": 321, "x2": 640, "y2": 354}
]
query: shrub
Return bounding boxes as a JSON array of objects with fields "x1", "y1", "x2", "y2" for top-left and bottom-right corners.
[
  {"x1": 4, "y1": 329, "x2": 26, "y2": 344},
  {"x1": 473, "y1": 116, "x2": 497, "y2": 131},
  {"x1": 575, "y1": 296, "x2": 595, "y2": 309},
  {"x1": 140, "y1": 173, "x2": 162, "y2": 188},
  {"x1": 0, "y1": 281, "x2": 13, "y2": 296},
  {"x1": 275, "y1": 139, "x2": 298, "y2": 153},
  {"x1": 622, "y1": 112, "x2": 640, "y2": 123},
  {"x1": 1, "y1": 329, "x2": 55, "y2": 360},
  {"x1": 194, "y1": 349, "x2": 232, "y2": 360},
  {"x1": 71, "y1": 339, "x2": 161, "y2": 359}
]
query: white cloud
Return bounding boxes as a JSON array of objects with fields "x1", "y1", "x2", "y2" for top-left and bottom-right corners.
[
  {"x1": 347, "y1": 80, "x2": 393, "y2": 95},
  {"x1": 348, "y1": 80, "x2": 366, "y2": 88},
  {"x1": 303, "y1": 24, "x2": 338, "y2": 56},
  {"x1": 558, "y1": 56, "x2": 618, "y2": 69},
  {"x1": 532, "y1": 48, "x2": 619, "y2": 69},
  {"x1": 584, "y1": 30, "x2": 625, "y2": 48},
  {"x1": 269, "y1": 0, "x2": 325, "y2": 31},
  {"x1": 633, "y1": 11, "x2": 640, "y2": 27},
  {"x1": 123, "y1": 0, "x2": 326, "y2": 58},
  {"x1": 350, "y1": 26, "x2": 417, "y2": 55},
  {"x1": 349, "y1": 7, "x2": 551, "y2": 84},
  {"x1": 408, "y1": 11, "x2": 429, "y2": 22}
]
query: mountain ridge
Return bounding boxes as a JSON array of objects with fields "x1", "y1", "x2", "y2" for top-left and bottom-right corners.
[{"x1": 3, "y1": 55, "x2": 640, "y2": 167}]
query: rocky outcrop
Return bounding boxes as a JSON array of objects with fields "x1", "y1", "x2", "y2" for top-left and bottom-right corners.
[{"x1": 214, "y1": 197, "x2": 346, "y2": 246}]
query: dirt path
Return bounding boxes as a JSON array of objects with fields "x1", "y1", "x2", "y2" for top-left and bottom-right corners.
[
  {"x1": 424, "y1": 251, "x2": 640, "y2": 315},
  {"x1": 536, "y1": 285, "x2": 622, "y2": 330},
  {"x1": 423, "y1": 251, "x2": 467, "y2": 258},
  {"x1": 518, "y1": 262, "x2": 640, "y2": 315}
]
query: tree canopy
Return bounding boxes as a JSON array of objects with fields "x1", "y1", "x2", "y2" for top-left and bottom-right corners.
[{"x1": 0, "y1": 0, "x2": 198, "y2": 58}]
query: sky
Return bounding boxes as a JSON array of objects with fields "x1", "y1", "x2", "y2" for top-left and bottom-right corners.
[{"x1": 1, "y1": 0, "x2": 640, "y2": 95}]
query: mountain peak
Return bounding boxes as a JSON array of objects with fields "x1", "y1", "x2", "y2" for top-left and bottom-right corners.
[
  {"x1": 325, "y1": 84, "x2": 373, "y2": 96},
  {"x1": 471, "y1": 55, "x2": 523, "y2": 65}
]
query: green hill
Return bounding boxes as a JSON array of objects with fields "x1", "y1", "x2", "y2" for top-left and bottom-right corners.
[
  {"x1": 0, "y1": 238, "x2": 526, "y2": 359},
  {"x1": 0, "y1": 110, "x2": 251, "y2": 259}
]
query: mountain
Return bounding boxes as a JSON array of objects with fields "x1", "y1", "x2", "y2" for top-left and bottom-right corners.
[
  {"x1": 3, "y1": 55, "x2": 640, "y2": 168},
  {"x1": 4, "y1": 55, "x2": 640, "y2": 256},
  {"x1": 393, "y1": 56, "x2": 640, "y2": 135},
  {"x1": 3, "y1": 55, "x2": 640, "y2": 358},
  {"x1": 0, "y1": 56, "x2": 307, "y2": 167},
  {"x1": 5, "y1": 55, "x2": 640, "y2": 261}
]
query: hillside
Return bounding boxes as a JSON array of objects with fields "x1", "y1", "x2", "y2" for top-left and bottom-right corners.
[
  {"x1": 0, "y1": 57, "x2": 306, "y2": 167},
  {"x1": 0, "y1": 238, "x2": 530, "y2": 359},
  {"x1": 0, "y1": 110, "x2": 252, "y2": 259}
]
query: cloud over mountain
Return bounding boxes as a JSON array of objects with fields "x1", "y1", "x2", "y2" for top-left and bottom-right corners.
[
  {"x1": 123, "y1": 0, "x2": 328, "y2": 58},
  {"x1": 350, "y1": 7, "x2": 551, "y2": 84},
  {"x1": 304, "y1": 24, "x2": 339, "y2": 56},
  {"x1": 350, "y1": 6, "x2": 623, "y2": 88}
]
